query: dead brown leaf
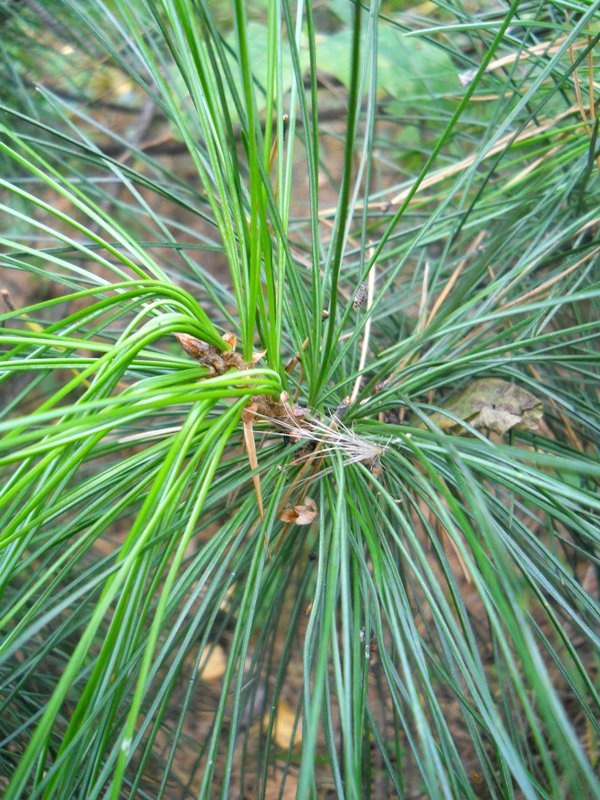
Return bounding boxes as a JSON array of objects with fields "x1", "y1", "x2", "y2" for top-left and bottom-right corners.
[
  {"x1": 279, "y1": 497, "x2": 317, "y2": 525},
  {"x1": 423, "y1": 378, "x2": 543, "y2": 435}
]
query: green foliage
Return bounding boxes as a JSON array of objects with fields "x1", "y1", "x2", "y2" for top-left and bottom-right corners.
[
  {"x1": 0, "y1": 0, "x2": 599, "y2": 798},
  {"x1": 321, "y1": 24, "x2": 456, "y2": 101}
]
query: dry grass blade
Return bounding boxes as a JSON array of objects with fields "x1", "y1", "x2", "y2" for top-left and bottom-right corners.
[
  {"x1": 483, "y1": 33, "x2": 584, "y2": 75},
  {"x1": 320, "y1": 107, "x2": 589, "y2": 217},
  {"x1": 242, "y1": 405, "x2": 265, "y2": 520},
  {"x1": 415, "y1": 261, "x2": 430, "y2": 334},
  {"x1": 569, "y1": 40, "x2": 600, "y2": 173},
  {"x1": 501, "y1": 245, "x2": 600, "y2": 312},
  {"x1": 390, "y1": 108, "x2": 589, "y2": 206}
]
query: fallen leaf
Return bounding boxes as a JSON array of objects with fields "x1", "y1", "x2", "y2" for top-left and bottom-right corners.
[
  {"x1": 280, "y1": 497, "x2": 317, "y2": 525},
  {"x1": 424, "y1": 378, "x2": 543, "y2": 435},
  {"x1": 477, "y1": 405, "x2": 521, "y2": 435},
  {"x1": 266, "y1": 701, "x2": 302, "y2": 749},
  {"x1": 198, "y1": 644, "x2": 227, "y2": 680}
]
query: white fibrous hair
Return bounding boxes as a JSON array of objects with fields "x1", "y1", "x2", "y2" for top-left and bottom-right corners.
[{"x1": 250, "y1": 404, "x2": 386, "y2": 468}]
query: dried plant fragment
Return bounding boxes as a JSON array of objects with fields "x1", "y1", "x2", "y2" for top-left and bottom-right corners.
[
  {"x1": 424, "y1": 378, "x2": 543, "y2": 435},
  {"x1": 175, "y1": 331, "x2": 248, "y2": 376},
  {"x1": 242, "y1": 394, "x2": 312, "y2": 525},
  {"x1": 246, "y1": 392, "x2": 311, "y2": 438},
  {"x1": 177, "y1": 332, "x2": 270, "y2": 521},
  {"x1": 279, "y1": 497, "x2": 317, "y2": 525},
  {"x1": 242, "y1": 402, "x2": 265, "y2": 519}
]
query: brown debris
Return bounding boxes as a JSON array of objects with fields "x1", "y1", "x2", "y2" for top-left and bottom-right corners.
[
  {"x1": 279, "y1": 497, "x2": 317, "y2": 525},
  {"x1": 176, "y1": 331, "x2": 264, "y2": 377},
  {"x1": 423, "y1": 378, "x2": 543, "y2": 435}
]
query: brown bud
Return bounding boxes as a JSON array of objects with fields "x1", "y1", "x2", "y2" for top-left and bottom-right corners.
[{"x1": 175, "y1": 333, "x2": 211, "y2": 360}]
